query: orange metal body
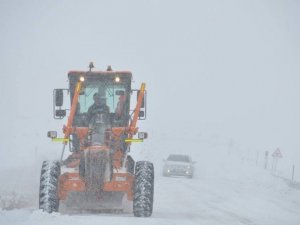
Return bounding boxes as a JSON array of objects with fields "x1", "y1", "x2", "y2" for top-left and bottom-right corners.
[
  {"x1": 103, "y1": 173, "x2": 135, "y2": 200},
  {"x1": 58, "y1": 172, "x2": 86, "y2": 200},
  {"x1": 58, "y1": 79, "x2": 146, "y2": 203}
]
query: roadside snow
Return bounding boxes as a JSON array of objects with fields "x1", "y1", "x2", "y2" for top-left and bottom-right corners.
[{"x1": 0, "y1": 137, "x2": 300, "y2": 225}]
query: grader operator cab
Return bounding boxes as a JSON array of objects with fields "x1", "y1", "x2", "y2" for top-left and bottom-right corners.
[{"x1": 39, "y1": 64, "x2": 154, "y2": 217}]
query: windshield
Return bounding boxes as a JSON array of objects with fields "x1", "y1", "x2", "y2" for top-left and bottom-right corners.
[
  {"x1": 167, "y1": 154, "x2": 190, "y2": 162},
  {"x1": 78, "y1": 81, "x2": 126, "y2": 113},
  {"x1": 69, "y1": 74, "x2": 131, "y2": 127}
]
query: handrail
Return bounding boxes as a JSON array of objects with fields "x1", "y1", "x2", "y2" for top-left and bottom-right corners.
[
  {"x1": 63, "y1": 80, "x2": 82, "y2": 143},
  {"x1": 128, "y1": 83, "x2": 146, "y2": 136}
]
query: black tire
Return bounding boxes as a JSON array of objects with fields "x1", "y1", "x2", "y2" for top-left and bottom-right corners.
[
  {"x1": 39, "y1": 160, "x2": 61, "y2": 213},
  {"x1": 133, "y1": 161, "x2": 154, "y2": 217}
]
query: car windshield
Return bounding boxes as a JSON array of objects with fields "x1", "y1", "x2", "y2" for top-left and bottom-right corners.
[{"x1": 167, "y1": 155, "x2": 190, "y2": 162}]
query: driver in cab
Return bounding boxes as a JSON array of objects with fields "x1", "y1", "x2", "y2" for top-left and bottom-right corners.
[{"x1": 86, "y1": 92, "x2": 110, "y2": 125}]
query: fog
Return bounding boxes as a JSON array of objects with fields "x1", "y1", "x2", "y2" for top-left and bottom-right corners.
[
  {"x1": 0, "y1": 0, "x2": 300, "y2": 222},
  {"x1": 1, "y1": 0, "x2": 299, "y2": 171}
]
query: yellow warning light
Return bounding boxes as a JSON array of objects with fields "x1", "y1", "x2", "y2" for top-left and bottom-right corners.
[
  {"x1": 52, "y1": 138, "x2": 69, "y2": 142},
  {"x1": 125, "y1": 139, "x2": 143, "y2": 143}
]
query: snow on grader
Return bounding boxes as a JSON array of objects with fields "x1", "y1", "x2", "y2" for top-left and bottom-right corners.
[{"x1": 39, "y1": 64, "x2": 154, "y2": 217}]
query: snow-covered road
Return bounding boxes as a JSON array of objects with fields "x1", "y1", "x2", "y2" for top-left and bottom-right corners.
[{"x1": 1, "y1": 139, "x2": 299, "y2": 225}]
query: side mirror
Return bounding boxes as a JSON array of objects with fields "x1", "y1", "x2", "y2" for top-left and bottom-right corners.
[
  {"x1": 55, "y1": 109, "x2": 66, "y2": 118},
  {"x1": 55, "y1": 89, "x2": 64, "y2": 107},
  {"x1": 47, "y1": 131, "x2": 57, "y2": 139},
  {"x1": 53, "y1": 88, "x2": 68, "y2": 119}
]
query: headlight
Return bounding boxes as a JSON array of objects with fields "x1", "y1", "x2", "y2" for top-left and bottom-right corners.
[
  {"x1": 138, "y1": 132, "x2": 148, "y2": 139},
  {"x1": 47, "y1": 131, "x2": 57, "y2": 139}
]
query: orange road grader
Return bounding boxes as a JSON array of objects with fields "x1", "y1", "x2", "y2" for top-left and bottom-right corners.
[{"x1": 39, "y1": 64, "x2": 154, "y2": 217}]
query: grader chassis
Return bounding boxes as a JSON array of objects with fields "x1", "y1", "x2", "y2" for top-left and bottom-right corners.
[{"x1": 39, "y1": 64, "x2": 154, "y2": 217}]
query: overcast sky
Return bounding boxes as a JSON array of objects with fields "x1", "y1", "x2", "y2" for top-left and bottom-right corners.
[{"x1": 0, "y1": 0, "x2": 299, "y2": 167}]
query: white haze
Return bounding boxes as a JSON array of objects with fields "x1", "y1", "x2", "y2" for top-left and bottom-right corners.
[{"x1": 0, "y1": 0, "x2": 299, "y2": 224}]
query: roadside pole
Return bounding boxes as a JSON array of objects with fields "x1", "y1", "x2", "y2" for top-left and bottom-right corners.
[
  {"x1": 264, "y1": 151, "x2": 269, "y2": 169},
  {"x1": 271, "y1": 148, "x2": 283, "y2": 173},
  {"x1": 292, "y1": 164, "x2": 295, "y2": 182}
]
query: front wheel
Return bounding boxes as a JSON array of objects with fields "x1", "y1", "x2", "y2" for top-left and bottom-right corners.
[
  {"x1": 133, "y1": 161, "x2": 154, "y2": 217},
  {"x1": 39, "y1": 160, "x2": 60, "y2": 213}
]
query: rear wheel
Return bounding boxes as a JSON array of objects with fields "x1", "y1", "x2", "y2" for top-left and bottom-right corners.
[
  {"x1": 133, "y1": 161, "x2": 154, "y2": 217},
  {"x1": 39, "y1": 160, "x2": 60, "y2": 213}
]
